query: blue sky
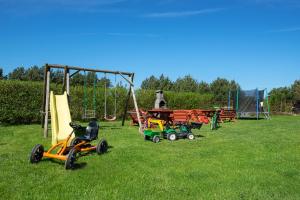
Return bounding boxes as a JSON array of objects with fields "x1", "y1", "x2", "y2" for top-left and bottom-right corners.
[{"x1": 0, "y1": 0, "x2": 299, "y2": 90}]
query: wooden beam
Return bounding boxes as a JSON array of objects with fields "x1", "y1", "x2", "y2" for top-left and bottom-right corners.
[
  {"x1": 131, "y1": 83, "x2": 143, "y2": 134},
  {"x1": 122, "y1": 74, "x2": 134, "y2": 126},
  {"x1": 69, "y1": 69, "x2": 80, "y2": 78},
  {"x1": 47, "y1": 64, "x2": 133, "y2": 76}
]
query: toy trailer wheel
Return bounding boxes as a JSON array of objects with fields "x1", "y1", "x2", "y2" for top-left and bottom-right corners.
[
  {"x1": 152, "y1": 135, "x2": 160, "y2": 143},
  {"x1": 65, "y1": 148, "x2": 77, "y2": 170},
  {"x1": 96, "y1": 139, "x2": 108, "y2": 155},
  {"x1": 30, "y1": 144, "x2": 44, "y2": 163},
  {"x1": 187, "y1": 133, "x2": 195, "y2": 140},
  {"x1": 167, "y1": 133, "x2": 177, "y2": 141}
]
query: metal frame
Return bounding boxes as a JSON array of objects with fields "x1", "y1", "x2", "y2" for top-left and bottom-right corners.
[{"x1": 42, "y1": 64, "x2": 142, "y2": 138}]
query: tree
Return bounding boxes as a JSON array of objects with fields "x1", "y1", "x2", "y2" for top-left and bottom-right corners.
[
  {"x1": 229, "y1": 80, "x2": 240, "y2": 91},
  {"x1": 98, "y1": 77, "x2": 111, "y2": 88},
  {"x1": 210, "y1": 78, "x2": 239, "y2": 105},
  {"x1": 26, "y1": 65, "x2": 43, "y2": 81},
  {"x1": 71, "y1": 73, "x2": 85, "y2": 85},
  {"x1": 8, "y1": 67, "x2": 27, "y2": 80},
  {"x1": 172, "y1": 75, "x2": 198, "y2": 92},
  {"x1": 141, "y1": 75, "x2": 160, "y2": 90},
  {"x1": 158, "y1": 74, "x2": 173, "y2": 91},
  {"x1": 51, "y1": 69, "x2": 64, "y2": 84},
  {"x1": 291, "y1": 80, "x2": 300, "y2": 101},
  {"x1": 0, "y1": 68, "x2": 3, "y2": 80},
  {"x1": 85, "y1": 72, "x2": 97, "y2": 87},
  {"x1": 198, "y1": 81, "x2": 210, "y2": 94},
  {"x1": 269, "y1": 87, "x2": 293, "y2": 112}
]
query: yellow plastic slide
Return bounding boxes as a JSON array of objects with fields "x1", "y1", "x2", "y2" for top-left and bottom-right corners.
[{"x1": 50, "y1": 91, "x2": 74, "y2": 145}]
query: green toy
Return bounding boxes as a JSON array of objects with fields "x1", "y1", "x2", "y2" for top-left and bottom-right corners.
[
  {"x1": 144, "y1": 118, "x2": 202, "y2": 143},
  {"x1": 210, "y1": 111, "x2": 220, "y2": 130}
]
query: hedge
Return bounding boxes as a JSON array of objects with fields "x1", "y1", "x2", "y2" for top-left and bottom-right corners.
[{"x1": 0, "y1": 80, "x2": 217, "y2": 124}]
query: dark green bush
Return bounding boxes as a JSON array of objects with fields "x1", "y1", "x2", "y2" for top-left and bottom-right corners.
[
  {"x1": 0, "y1": 80, "x2": 43, "y2": 124},
  {"x1": 0, "y1": 80, "x2": 217, "y2": 124}
]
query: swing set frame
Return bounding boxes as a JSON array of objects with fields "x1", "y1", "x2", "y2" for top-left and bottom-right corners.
[{"x1": 41, "y1": 64, "x2": 143, "y2": 138}]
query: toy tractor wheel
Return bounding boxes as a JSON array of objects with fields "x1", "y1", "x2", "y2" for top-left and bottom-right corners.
[
  {"x1": 65, "y1": 148, "x2": 77, "y2": 170},
  {"x1": 96, "y1": 139, "x2": 108, "y2": 155},
  {"x1": 70, "y1": 137, "x2": 82, "y2": 147},
  {"x1": 187, "y1": 133, "x2": 195, "y2": 140},
  {"x1": 30, "y1": 144, "x2": 44, "y2": 163},
  {"x1": 152, "y1": 135, "x2": 160, "y2": 143},
  {"x1": 167, "y1": 133, "x2": 177, "y2": 141},
  {"x1": 144, "y1": 135, "x2": 149, "y2": 141}
]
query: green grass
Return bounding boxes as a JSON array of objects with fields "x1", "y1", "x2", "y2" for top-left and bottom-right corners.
[{"x1": 0, "y1": 116, "x2": 300, "y2": 200}]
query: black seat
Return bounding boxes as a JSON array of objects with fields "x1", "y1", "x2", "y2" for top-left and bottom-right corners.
[
  {"x1": 71, "y1": 121, "x2": 99, "y2": 141},
  {"x1": 85, "y1": 121, "x2": 99, "y2": 141},
  {"x1": 191, "y1": 122, "x2": 203, "y2": 129}
]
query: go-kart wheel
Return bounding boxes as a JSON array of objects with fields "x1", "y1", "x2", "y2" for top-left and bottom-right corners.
[
  {"x1": 96, "y1": 139, "x2": 108, "y2": 155},
  {"x1": 187, "y1": 133, "x2": 195, "y2": 140},
  {"x1": 152, "y1": 135, "x2": 160, "y2": 143},
  {"x1": 167, "y1": 133, "x2": 176, "y2": 141},
  {"x1": 30, "y1": 144, "x2": 44, "y2": 163},
  {"x1": 70, "y1": 137, "x2": 82, "y2": 147},
  {"x1": 65, "y1": 148, "x2": 77, "y2": 170}
]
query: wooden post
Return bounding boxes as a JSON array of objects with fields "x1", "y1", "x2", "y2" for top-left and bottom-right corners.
[
  {"x1": 122, "y1": 74, "x2": 133, "y2": 126},
  {"x1": 66, "y1": 68, "x2": 70, "y2": 95},
  {"x1": 41, "y1": 64, "x2": 49, "y2": 128},
  {"x1": 131, "y1": 85, "x2": 143, "y2": 134},
  {"x1": 43, "y1": 70, "x2": 51, "y2": 138},
  {"x1": 62, "y1": 66, "x2": 68, "y2": 94}
]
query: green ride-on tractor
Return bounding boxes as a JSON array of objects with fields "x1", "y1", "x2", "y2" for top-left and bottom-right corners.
[{"x1": 143, "y1": 118, "x2": 202, "y2": 143}]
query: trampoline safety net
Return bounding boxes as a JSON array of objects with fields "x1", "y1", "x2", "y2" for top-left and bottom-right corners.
[{"x1": 232, "y1": 89, "x2": 270, "y2": 119}]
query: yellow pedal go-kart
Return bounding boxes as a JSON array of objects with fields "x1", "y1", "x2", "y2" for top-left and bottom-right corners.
[{"x1": 30, "y1": 121, "x2": 108, "y2": 170}]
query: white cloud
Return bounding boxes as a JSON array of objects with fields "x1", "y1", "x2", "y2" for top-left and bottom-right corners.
[
  {"x1": 106, "y1": 32, "x2": 160, "y2": 38},
  {"x1": 0, "y1": 0, "x2": 127, "y2": 15},
  {"x1": 268, "y1": 27, "x2": 300, "y2": 33},
  {"x1": 0, "y1": 0, "x2": 127, "y2": 6},
  {"x1": 144, "y1": 8, "x2": 225, "y2": 18}
]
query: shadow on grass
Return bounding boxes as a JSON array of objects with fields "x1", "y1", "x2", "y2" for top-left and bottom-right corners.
[
  {"x1": 44, "y1": 158, "x2": 87, "y2": 170},
  {"x1": 99, "y1": 126, "x2": 122, "y2": 130},
  {"x1": 238, "y1": 117, "x2": 264, "y2": 120},
  {"x1": 73, "y1": 162, "x2": 87, "y2": 170},
  {"x1": 39, "y1": 145, "x2": 113, "y2": 170}
]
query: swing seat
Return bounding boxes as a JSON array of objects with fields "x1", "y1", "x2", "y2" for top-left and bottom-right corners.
[
  {"x1": 104, "y1": 116, "x2": 117, "y2": 121},
  {"x1": 83, "y1": 109, "x2": 96, "y2": 119}
]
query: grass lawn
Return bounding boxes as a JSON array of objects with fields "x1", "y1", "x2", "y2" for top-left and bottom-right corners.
[{"x1": 0, "y1": 116, "x2": 299, "y2": 200}]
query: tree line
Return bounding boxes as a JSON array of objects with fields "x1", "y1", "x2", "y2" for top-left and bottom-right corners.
[
  {"x1": 1, "y1": 65, "x2": 299, "y2": 113},
  {"x1": 269, "y1": 80, "x2": 300, "y2": 112},
  {"x1": 0, "y1": 66, "x2": 112, "y2": 87},
  {"x1": 141, "y1": 74, "x2": 240, "y2": 105}
]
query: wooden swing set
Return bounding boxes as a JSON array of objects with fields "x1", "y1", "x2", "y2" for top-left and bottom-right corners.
[{"x1": 41, "y1": 64, "x2": 142, "y2": 138}]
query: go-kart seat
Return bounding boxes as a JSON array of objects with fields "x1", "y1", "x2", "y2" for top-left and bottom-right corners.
[{"x1": 69, "y1": 121, "x2": 99, "y2": 141}]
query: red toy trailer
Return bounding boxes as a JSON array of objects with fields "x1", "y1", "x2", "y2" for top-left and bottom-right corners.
[
  {"x1": 128, "y1": 109, "x2": 147, "y2": 125},
  {"x1": 219, "y1": 109, "x2": 236, "y2": 122}
]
